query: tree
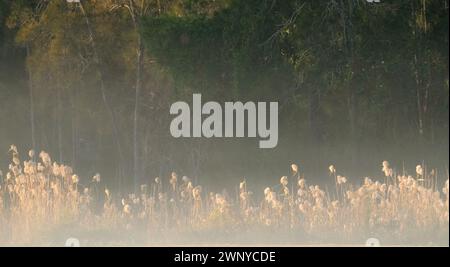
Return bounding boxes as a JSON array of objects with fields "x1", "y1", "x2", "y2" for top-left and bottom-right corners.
[{"x1": 110, "y1": 0, "x2": 153, "y2": 191}]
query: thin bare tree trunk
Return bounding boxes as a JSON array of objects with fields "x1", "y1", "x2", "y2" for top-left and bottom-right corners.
[
  {"x1": 71, "y1": 82, "x2": 78, "y2": 169},
  {"x1": 134, "y1": 34, "x2": 144, "y2": 191},
  {"x1": 412, "y1": 0, "x2": 430, "y2": 140},
  {"x1": 339, "y1": 0, "x2": 357, "y2": 166},
  {"x1": 26, "y1": 45, "x2": 37, "y2": 159},
  {"x1": 130, "y1": 0, "x2": 150, "y2": 192},
  {"x1": 57, "y1": 80, "x2": 63, "y2": 163},
  {"x1": 78, "y1": 2, "x2": 125, "y2": 190}
]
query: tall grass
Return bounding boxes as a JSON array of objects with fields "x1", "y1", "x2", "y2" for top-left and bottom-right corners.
[{"x1": 0, "y1": 146, "x2": 448, "y2": 245}]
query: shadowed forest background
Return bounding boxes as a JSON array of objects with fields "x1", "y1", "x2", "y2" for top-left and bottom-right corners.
[{"x1": 0, "y1": 0, "x2": 448, "y2": 194}]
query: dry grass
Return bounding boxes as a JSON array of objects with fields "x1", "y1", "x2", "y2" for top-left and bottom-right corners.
[{"x1": 0, "y1": 146, "x2": 448, "y2": 246}]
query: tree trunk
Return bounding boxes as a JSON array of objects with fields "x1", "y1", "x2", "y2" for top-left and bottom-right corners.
[
  {"x1": 412, "y1": 0, "x2": 430, "y2": 141},
  {"x1": 134, "y1": 34, "x2": 144, "y2": 191},
  {"x1": 71, "y1": 82, "x2": 78, "y2": 170},
  {"x1": 79, "y1": 2, "x2": 125, "y2": 190},
  {"x1": 26, "y1": 45, "x2": 37, "y2": 159},
  {"x1": 56, "y1": 71, "x2": 64, "y2": 163},
  {"x1": 339, "y1": 0, "x2": 357, "y2": 166}
]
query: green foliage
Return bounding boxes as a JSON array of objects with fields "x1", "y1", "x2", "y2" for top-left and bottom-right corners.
[
  {"x1": 143, "y1": 0, "x2": 449, "y2": 144},
  {"x1": 144, "y1": 0, "x2": 295, "y2": 99},
  {"x1": 144, "y1": 15, "x2": 224, "y2": 94},
  {"x1": 0, "y1": 0, "x2": 448, "y2": 189}
]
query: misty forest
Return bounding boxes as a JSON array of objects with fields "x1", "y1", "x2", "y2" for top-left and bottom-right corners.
[{"x1": 0, "y1": 0, "x2": 448, "y2": 245}]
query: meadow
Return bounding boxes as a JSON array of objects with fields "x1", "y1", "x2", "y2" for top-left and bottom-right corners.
[{"x1": 0, "y1": 145, "x2": 448, "y2": 246}]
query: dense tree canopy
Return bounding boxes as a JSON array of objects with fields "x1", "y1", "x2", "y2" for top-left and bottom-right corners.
[
  {"x1": 0, "y1": 0, "x2": 448, "y2": 192},
  {"x1": 144, "y1": 0, "x2": 449, "y2": 142}
]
